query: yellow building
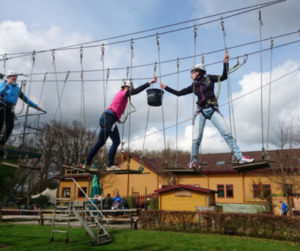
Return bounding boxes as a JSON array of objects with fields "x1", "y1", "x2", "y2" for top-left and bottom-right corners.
[
  {"x1": 54, "y1": 150, "x2": 300, "y2": 212},
  {"x1": 155, "y1": 184, "x2": 217, "y2": 211}
]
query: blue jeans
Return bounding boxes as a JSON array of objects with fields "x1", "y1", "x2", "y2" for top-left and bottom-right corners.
[
  {"x1": 86, "y1": 110, "x2": 120, "y2": 166},
  {"x1": 192, "y1": 107, "x2": 242, "y2": 162}
]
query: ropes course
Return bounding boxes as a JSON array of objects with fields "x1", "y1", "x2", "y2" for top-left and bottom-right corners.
[{"x1": 1, "y1": 0, "x2": 299, "y2": 221}]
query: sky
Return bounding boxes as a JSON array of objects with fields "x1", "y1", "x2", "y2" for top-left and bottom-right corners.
[{"x1": 0, "y1": 0, "x2": 299, "y2": 158}]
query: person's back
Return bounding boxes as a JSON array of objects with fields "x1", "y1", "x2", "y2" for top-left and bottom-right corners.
[{"x1": 104, "y1": 196, "x2": 112, "y2": 208}]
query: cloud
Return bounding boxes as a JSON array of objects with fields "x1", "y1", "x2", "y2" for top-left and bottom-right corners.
[
  {"x1": 1, "y1": 20, "x2": 299, "y2": 157},
  {"x1": 189, "y1": 0, "x2": 300, "y2": 37}
]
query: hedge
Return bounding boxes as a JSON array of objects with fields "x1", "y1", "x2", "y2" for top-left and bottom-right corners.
[{"x1": 139, "y1": 210, "x2": 300, "y2": 242}]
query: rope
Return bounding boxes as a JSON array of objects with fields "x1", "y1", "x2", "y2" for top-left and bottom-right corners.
[
  {"x1": 52, "y1": 52, "x2": 65, "y2": 158},
  {"x1": 220, "y1": 19, "x2": 235, "y2": 161},
  {"x1": 259, "y1": 9, "x2": 265, "y2": 158},
  {"x1": 175, "y1": 58, "x2": 179, "y2": 166},
  {"x1": 0, "y1": 0, "x2": 285, "y2": 58},
  {"x1": 266, "y1": 38, "x2": 274, "y2": 152},
  {"x1": 191, "y1": 25, "x2": 197, "y2": 163},
  {"x1": 207, "y1": 54, "x2": 248, "y2": 106},
  {"x1": 20, "y1": 51, "x2": 36, "y2": 161},
  {"x1": 2, "y1": 54, "x2": 7, "y2": 159},
  {"x1": 127, "y1": 40, "x2": 134, "y2": 157},
  {"x1": 140, "y1": 63, "x2": 157, "y2": 167},
  {"x1": 101, "y1": 44, "x2": 107, "y2": 166},
  {"x1": 156, "y1": 33, "x2": 167, "y2": 164},
  {"x1": 9, "y1": 31, "x2": 299, "y2": 79}
]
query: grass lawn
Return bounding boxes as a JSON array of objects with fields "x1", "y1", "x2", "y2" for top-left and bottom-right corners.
[{"x1": 0, "y1": 224, "x2": 299, "y2": 251}]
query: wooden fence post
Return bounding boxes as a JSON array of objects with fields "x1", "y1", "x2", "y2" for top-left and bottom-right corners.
[{"x1": 40, "y1": 213, "x2": 44, "y2": 226}]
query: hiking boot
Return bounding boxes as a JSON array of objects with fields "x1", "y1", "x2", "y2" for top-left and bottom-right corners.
[
  {"x1": 106, "y1": 165, "x2": 122, "y2": 171},
  {"x1": 187, "y1": 161, "x2": 197, "y2": 169},
  {"x1": 239, "y1": 156, "x2": 254, "y2": 164}
]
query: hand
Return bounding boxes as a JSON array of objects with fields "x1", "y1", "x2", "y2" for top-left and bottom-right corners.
[
  {"x1": 149, "y1": 76, "x2": 157, "y2": 84},
  {"x1": 160, "y1": 83, "x2": 166, "y2": 89},
  {"x1": 224, "y1": 52, "x2": 229, "y2": 63},
  {"x1": 37, "y1": 106, "x2": 41, "y2": 110},
  {"x1": 6, "y1": 78, "x2": 12, "y2": 86}
]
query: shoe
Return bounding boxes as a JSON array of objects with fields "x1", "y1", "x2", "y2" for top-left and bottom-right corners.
[
  {"x1": 239, "y1": 156, "x2": 254, "y2": 164},
  {"x1": 187, "y1": 161, "x2": 197, "y2": 169},
  {"x1": 82, "y1": 164, "x2": 92, "y2": 169},
  {"x1": 106, "y1": 165, "x2": 122, "y2": 171}
]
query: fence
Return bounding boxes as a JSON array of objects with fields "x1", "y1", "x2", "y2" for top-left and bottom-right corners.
[{"x1": 133, "y1": 193, "x2": 158, "y2": 208}]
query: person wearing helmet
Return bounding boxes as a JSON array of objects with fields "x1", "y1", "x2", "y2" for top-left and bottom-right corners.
[
  {"x1": 84, "y1": 76, "x2": 157, "y2": 171},
  {"x1": 160, "y1": 52, "x2": 254, "y2": 168},
  {"x1": 0, "y1": 71, "x2": 41, "y2": 147}
]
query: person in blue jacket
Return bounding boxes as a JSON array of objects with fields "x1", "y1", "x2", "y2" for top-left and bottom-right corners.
[
  {"x1": 0, "y1": 71, "x2": 41, "y2": 147},
  {"x1": 279, "y1": 201, "x2": 289, "y2": 216},
  {"x1": 112, "y1": 192, "x2": 122, "y2": 207}
]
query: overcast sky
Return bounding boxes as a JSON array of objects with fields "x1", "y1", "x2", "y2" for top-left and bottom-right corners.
[{"x1": 0, "y1": 0, "x2": 299, "y2": 157}]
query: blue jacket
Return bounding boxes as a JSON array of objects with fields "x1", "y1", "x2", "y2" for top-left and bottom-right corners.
[
  {"x1": 281, "y1": 202, "x2": 289, "y2": 213},
  {"x1": 0, "y1": 81, "x2": 38, "y2": 108},
  {"x1": 112, "y1": 195, "x2": 122, "y2": 207}
]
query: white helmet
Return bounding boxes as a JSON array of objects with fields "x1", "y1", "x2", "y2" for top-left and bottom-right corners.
[
  {"x1": 191, "y1": 64, "x2": 206, "y2": 73},
  {"x1": 121, "y1": 79, "x2": 133, "y2": 89},
  {"x1": 6, "y1": 71, "x2": 19, "y2": 77}
]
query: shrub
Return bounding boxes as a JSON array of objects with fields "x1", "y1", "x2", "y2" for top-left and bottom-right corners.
[
  {"x1": 149, "y1": 198, "x2": 158, "y2": 209},
  {"x1": 124, "y1": 196, "x2": 136, "y2": 208},
  {"x1": 139, "y1": 210, "x2": 300, "y2": 242}
]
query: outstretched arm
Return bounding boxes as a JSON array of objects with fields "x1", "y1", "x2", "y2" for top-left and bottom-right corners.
[
  {"x1": 19, "y1": 92, "x2": 41, "y2": 110},
  {"x1": 160, "y1": 83, "x2": 193, "y2": 97},
  {"x1": 125, "y1": 76, "x2": 157, "y2": 97}
]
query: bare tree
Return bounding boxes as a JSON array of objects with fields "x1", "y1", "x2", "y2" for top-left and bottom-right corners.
[{"x1": 258, "y1": 119, "x2": 300, "y2": 216}]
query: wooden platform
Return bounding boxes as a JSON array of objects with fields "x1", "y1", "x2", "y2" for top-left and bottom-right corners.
[
  {"x1": 63, "y1": 165, "x2": 98, "y2": 175},
  {"x1": 232, "y1": 161, "x2": 270, "y2": 172},
  {"x1": 63, "y1": 165, "x2": 144, "y2": 175},
  {"x1": 164, "y1": 167, "x2": 202, "y2": 175},
  {"x1": 0, "y1": 147, "x2": 42, "y2": 160},
  {"x1": 102, "y1": 169, "x2": 143, "y2": 175},
  {"x1": 2, "y1": 161, "x2": 40, "y2": 170}
]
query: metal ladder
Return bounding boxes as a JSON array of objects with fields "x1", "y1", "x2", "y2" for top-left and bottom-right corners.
[
  {"x1": 50, "y1": 198, "x2": 72, "y2": 243},
  {"x1": 72, "y1": 204, "x2": 111, "y2": 245}
]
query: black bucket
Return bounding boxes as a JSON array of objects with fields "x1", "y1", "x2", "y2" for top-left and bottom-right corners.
[{"x1": 146, "y1": 88, "x2": 164, "y2": 107}]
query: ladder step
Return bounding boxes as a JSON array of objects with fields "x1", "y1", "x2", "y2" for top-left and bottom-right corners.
[
  {"x1": 54, "y1": 214, "x2": 69, "y2": 216},
  {"x1": 53, "y1": 222, "x2": 69, "y2": 225},
  {"x1": 56, "y1": 206, "x2": 69, "y2": 209},
  {"x1": 52, "y1": 230, "x2": 68, "y2": 233}
]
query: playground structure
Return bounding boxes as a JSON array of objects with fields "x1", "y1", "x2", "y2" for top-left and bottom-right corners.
[{"x1": 1, "y1": 0, "x2": 300, "y2": 246}]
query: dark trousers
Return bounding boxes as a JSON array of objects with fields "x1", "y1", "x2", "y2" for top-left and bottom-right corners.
[
  {"x1": 86, "y1": 110, "x2": 120, "y2": 166},
  {"x1": 0, "y1": 105, "x2": 15, "y2": 145}
]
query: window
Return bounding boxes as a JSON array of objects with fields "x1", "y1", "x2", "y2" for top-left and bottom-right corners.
[
  {"x1": 262, "y1": 185, "x2": 271, "y2": 198},
  {"x1": 216, "y1": 161, "x2": 225, "y2": 165},
  {"x1": 78, "y1": 187, "x2": 87, "y2": 198},
  {"x1": 72, "y1": 169, "x2": 77, "y2": 174},
  {"x1": 217, "y1": 185, "x2": 224, "y2": 198},
  {"x1": 62, "y1": 188, "x2": 70, "y2": 198},
  {"x1": 226, "y1": 185, "x2": 234, "y2": 198},
  {"x1": 253, "y1": 184, "x2": 261, "y2": 198},
  {"x1": 66, "y1": 169, "x2": 71, "y2": 174}
]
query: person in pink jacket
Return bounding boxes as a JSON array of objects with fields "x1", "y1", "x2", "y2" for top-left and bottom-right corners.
[{"x1": 85, "y1": 76, "x2": 157, "y2": 171}]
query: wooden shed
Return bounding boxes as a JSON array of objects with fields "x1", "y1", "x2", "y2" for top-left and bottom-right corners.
[{"x1": 155, "y1": 184, "x2": 218, "y2": 211}]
